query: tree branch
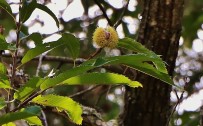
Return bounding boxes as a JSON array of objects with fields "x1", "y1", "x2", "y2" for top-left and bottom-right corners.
[
  {"x1": 69, "y1": 85, "x2": 101, "y2": 98},
  {"x1": 87, "y1": 48, "x2": 102, "y2": 60},
  {"x1": 114, "y1": 0, "x2": 130, "y2": 28},
  {"x1": 1, "y1": 54, "x2": 85, "y2": 65},
  {"x1": 93, "y1": 0, "x2": 113, "y2": 26}
]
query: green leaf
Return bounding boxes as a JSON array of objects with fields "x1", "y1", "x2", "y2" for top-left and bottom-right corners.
[
  {"x1": 20, "y1": 0, "x2": 37, "y2": 23},
  {"x1": 14, "y1": 77, "x2": 44, "y2": 101},
  {"x1": 32, "y1": 95, "x2": 82, "y2": 125},
  {"x1": 63, "y1": 73, "x2": 142, "y2": 88},
  {"x1": 0, "y1": 97, "x2": 6, "y2": 110},
  {"x1": 0, "y1": 106, "x2": 41, "y2": 125},
  {"x1": 20, "y1": 0, "x2": 59, "y2": 27},
  {"x1": 2, "y1": 122, "x2": 16, "y2": 126},
  {"x1": 61, "y1": 33, "x2": 80, "y2": 59},
  {"x1": 40, "y1": 57, "x2": 118, "y2": 90},
  {"x1": 0, "y1": 0, "x2": 13, "y2": 17},
  {"x1": 118, "y1": 37, "x2": 168, "y2": 74},
  {"x1": 81, "y1": 54, "x2": 174, "y2": 86},
  {"x1": 25, "y1": 116, "x2": 42, "y2": 126},
  {"x1": 0, "y1": 34, "x2": 9, "y2": 50},
  {"x1": 21, "y1": 32, "x2": 43, "y2": 46},
  {"x1": 28, "y1": 33, "x2": 43, "y2": 45},
  {"x1": 21, "y1": 38, "x2": 65, "y2": 65},
  {"x1": 40, "y1": 66, "x2": 94, "y2": 90},
  {"x1": 36, "y1": 3, "x2": 59, "y2": 27},
  {"x1": 0, "y1": 74, "x2": 12, "y2": 89},
  {"x1": 0, "y1": 62, "x2": 7, "y2": 74}
]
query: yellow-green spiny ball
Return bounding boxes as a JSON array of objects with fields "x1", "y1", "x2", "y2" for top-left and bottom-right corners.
[{"x1": 92, "y1": 26, "x2": 119, "y2": 48}]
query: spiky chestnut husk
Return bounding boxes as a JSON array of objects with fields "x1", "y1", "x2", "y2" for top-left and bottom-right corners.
[{"x1": 92, "y1": 26, "x2": 119, "y2": 48}]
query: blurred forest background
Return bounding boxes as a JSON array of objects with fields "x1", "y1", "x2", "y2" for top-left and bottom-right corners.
[{"x1": 1, "y1": 0, "x2": 203, "y2": 125}]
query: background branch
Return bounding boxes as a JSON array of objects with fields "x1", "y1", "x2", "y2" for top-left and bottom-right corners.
[
  {"x1": 1, "y1": 54, "x2": 85, "y2": 65},
  {"x1": 93, "y1": 0, "x2": 113, "y2": 26},
  {"x1": 114, "y1": 0, "x2": 130, "y2": 28}
]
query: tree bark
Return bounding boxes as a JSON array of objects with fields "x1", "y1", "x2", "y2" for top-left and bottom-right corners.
[{"x1": 119, "y1": 0, "x2": 184, "y2": 126}]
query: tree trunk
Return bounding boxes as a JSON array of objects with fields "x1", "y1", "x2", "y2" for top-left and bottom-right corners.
[{"x1": 119, "y1": 0, "x2": 184, "y2": 126}]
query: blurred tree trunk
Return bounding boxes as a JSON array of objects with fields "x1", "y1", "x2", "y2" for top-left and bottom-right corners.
[{"x1": 119, "y1": 0, "x2": 184, "y2": 126}]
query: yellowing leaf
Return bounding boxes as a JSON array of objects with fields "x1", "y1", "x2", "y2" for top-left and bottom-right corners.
[
  {"x1": 32, "y1": 95, "x2": 82, "y2": 125},
  {"x1": 0, "y1": 106, "x2": 41, "y2": 125}
]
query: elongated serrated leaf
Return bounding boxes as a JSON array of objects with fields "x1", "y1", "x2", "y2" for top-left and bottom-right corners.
[
  {"x1": 61, "y1": 33, "x2": 80, "y2": 59},
  {"x1": 40, "y1": 66, "x2": 93, "y2": 90},
  {"x1": 0, "y1": 0, "x2": 13, "y2": 17},
  {"x1": 63, "y1": 73, "x2": 142, "y2": 88},
  {"x1": 0, "y1": 106, "x2": 41, "y2": 125},
  {"x1": 42, "y1": 56, "x2": 118, "y2": 90},
  {"x1": 20, "y1": 0, "x2": 37, "y2": 23},
  {"x1": 0, "y1": 74, "x2": 11, "y2": 89},
  {"x1": 36, "y1": 3, "x2": 59, "y2": 27},
  {"x1": 81, "y1": 54, "x2": 174, "y2": 86},
  {"x1": 25, "y1": 116, "x2": 42, "y2": 126},
  {"x1": 2, "y1": 122, "x2": 16, "y2": 126},
  {"x1": 32, "y1": 95, "x2": 82, "y2": 125},
  {"x1": 21, "y1": 38, "x2": 65, "y2": 65},
  {"x1": 14, "y1": 77, "x2": 44, "y2": 101},
  {"x1": 0, "y1": 98, "x2": 6, "y2": 110},
  {"x1": 118, "y1": 38, "x2": 168, "y2": 74}
]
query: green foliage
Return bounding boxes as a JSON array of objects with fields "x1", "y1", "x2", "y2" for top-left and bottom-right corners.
[
  {"x1": 81, "y1": 54, "x2": 174, "y2": 86},
  {"x1": 21, "y1": 33, "x2": 80, "y2": 65},
  {"x1": 32, "y1": 94, "x2": 83, "y2": 125},
  {"x1": 25, "y1": 116, "x2": 43, "y2": 126},
  {"x1": 0, "y1": 34, "x2": 10, "y2": 50},
  {"x1": 61, "y1": 33, "x2": 80, "y2": 59},
  {"x1": 0, "y1": 106, "x2": 41, "y2": 125},
  {"x1": 20, "y1": 0, "x2": 59, "y2": 27},
  {"x1": 20, "y1": 0, "x2": 37, "y2": 23},
  {"x1": 14, "y1": 77, "x2": 43, "y2": 101},
  {"x1": 0, "y1": 97, "x2": 6, "y2": 110},
  {"x1": 0, "y1": 0, "x2": 13, "y2": 19},
  {"x1": 40, "y1": 65, "x2": 93, "y2": 90},
  {"x1": 0, "y1": 62, "x2": 7, "y2": 74},
  {"x1": 0, "y1": 0, "x2": 180, "y2": 125},
  {"x1": 0, "y1": 74, "x2": 12, "y2": 89},
  {"x1": 0, "y1": 63, "x2": 11, "y2": 89},
  {"x1": 118, "y1": 38, "x2": 168, "y2": 73},
  {"x1": 22, "y1": 32, "x2": 43, "y2": 45},
  {"x1": 63, "y1": 72, "x2": 142, "y2": 88},
  {"x1": 2, "y1": 122, "x2": 16, "y2": 126},
  {"x1": 21, "y1": 41, "x2": 62, "y2": 65}
]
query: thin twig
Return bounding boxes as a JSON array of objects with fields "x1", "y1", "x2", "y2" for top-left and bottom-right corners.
[
  {"x1": 11, "y1": 90, "x2": 44, "y2": 112},
  {"x1": 94, "y1": 85, "x2": 120, "y2": 106},
  {"x1": 69, "y1": 85, "x2": 100, "y2": 98},
  {"x1": 36, "y1": 55, "x2": 44, "y2": 76},
  {"x1": 114, "y1": 0, "x2": 130, "y2": 28},
  {"x1": 41, "y1": 110, "x2": 48, "y2": 126},
  {"x1": 93, "y1": 0, "x2": 113, "y2": 26},
  {"x1": 166, "y1": 77, "x2": 189, "y2": 126},
  {"x1": 8, "y1": 0, "x2": 22, "y2": 112}
]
